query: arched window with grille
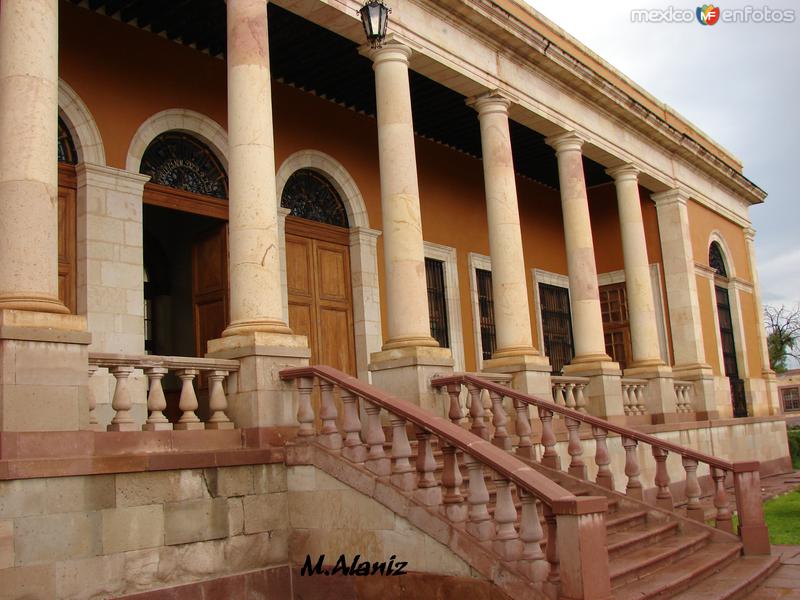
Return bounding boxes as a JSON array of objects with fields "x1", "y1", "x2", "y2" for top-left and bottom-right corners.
[
  {"x1": 280, "y1": 168, "x2": 349, "y2": 228},
  {"x1": 140, "y1": 132, "x2": 228, "y2": 199}
]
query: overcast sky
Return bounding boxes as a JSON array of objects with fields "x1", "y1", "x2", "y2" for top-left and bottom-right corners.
[{"x1": 525, "y1": 0, "x2": 800, "y2": 308}]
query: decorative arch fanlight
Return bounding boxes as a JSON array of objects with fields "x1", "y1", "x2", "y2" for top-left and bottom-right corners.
[
  {"x1": 280, "y1": 168, "x2": 349, "y2": 228},
  {"x1": 58, "y1": 117, "x2": 78, "y2": 165},
  {"x1": 709, "y1": 241, "x2": 728, "y2": 278},
  {"x1": 140, "y1": 132, "x2": 228, "y2": 199}
]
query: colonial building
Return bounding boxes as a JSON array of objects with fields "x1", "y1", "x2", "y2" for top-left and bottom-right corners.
[{"x1": 0, "y1": 0, "x2": 791, "y2": 598}]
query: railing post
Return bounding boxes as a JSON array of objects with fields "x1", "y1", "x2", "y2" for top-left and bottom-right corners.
[
  {"x1": 492, "y1": 475, "x2": 522, "y2": 560},
  {"x1": 389, "y1": 415, "x2": 415, "y2": 491},
  {"x1": 86, "y1": 365, "x2": 102, "y2": 431},
  {"x1": 733, "y1": 463, "x2": 770, "y2": 554},
  {"x1": 575, "y1": 382, "x2": 587, "y2": 413},
  {"x1": 142, "y1": 366, "x2": 171, "y2": 431},
  {"x1": 317, "y1": 380, "x2": 342, "y2": 450},
  {"x1": 441, "y1": 442, "x2": 467, "y2": 522},
  {"x1": 464, "y1": 453, "x2": 495, "y2": 541},
  {"x1": 489, "y1": 390, "x2": 511, "y2": 450},
  {"x1": 295, "y1": 376, "x2": 315, "y2": 439},
  {"x1": 553, "y1": 496, "x2": 612, "y2": 600},
  {"x1": 652, "y1": 447, "x2": 674, "y2": 511},
  {"x1": 364, "y1": 400, "x2": 390, "y2": 475},
  {"x1": 622, "y1": 436, "x2": 643, "y2": 500},
  {"x1": 711, "y1": 467, "x2": 733, "y2": 534},
  {"x1": 592, "y1": 426, "x2": 613, "y2": 490},
  {"x1": 467, "y1": 383, "x2": 488, "y2": 440},
  {"x1": 107, "y1": 365, "x2": 137, "y2": 432},
  {"x1": 174, "y1": 368, "x2": 203, "y2": 430},
  {"x1": 518, "y1": 489, "x2": 547, "y2": 582},
  {"x1": 206, "y1": 370, "x2": 234, "y2": 430},
  {"x1": 565, "y1": 416, "x2": 587, "y2": 479},
  {"x1": 634, "y1": 384, "x2": 647, "y2": 415},
  {"x1": 513, "y1": 397, "x2": 534, "y2": 460},
  {"x1": 682, "y1": 456, "x2": 704, "y2": 522},
  {"x1": 446, "y1": 383, "x2": 463, "y2": 425},
  {"x1": 622, "y1": 383, "x2": 632, "y2": 416},
  {"x1": 340, "y1": 389, "x2": 366, "y2": 463},
  {"x1": 414, "y1": 429, "x2": 442, "y2": 506},
  {"x1": 539, "y1": 406, "x2": 560, "y2": 470}
]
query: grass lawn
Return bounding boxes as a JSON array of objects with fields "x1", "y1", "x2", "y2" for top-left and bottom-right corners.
[{"x1": 764, "y1": 490, "x2": 800, "y2": 545}]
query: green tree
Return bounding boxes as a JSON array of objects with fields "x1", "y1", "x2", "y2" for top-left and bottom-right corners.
[{"x1": 764, "y1": 304, "x2": 800, "y2": 373}]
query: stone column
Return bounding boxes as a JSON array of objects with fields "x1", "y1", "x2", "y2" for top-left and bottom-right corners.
[
  {"x1": 744, "y1": 227, "x2": 779, "y2": 414},
  {"x1": 206, "y1": 0, "x2": 309, "y2": 432},
  {"x1": 364, "y1": 39, "x2": 452, "y2": 413},
  {"x1": 468, "y1": 92, "x2": 550, "y2": 396},
  {"x1": 546, "y1": 132, "x2": 623, "y2": 419},
  {"x1": 607, "y1": 165, "x2": 677, "y2": 422},
  {"x1": 0, "y1": 0, "x2": 91, "y2": 434},
  {"x1": 0, "y1": 0, "x2": 65, "y2": 314},
  {"x1": 652, "y1": 189, "x2": 716, "y2": 417}
]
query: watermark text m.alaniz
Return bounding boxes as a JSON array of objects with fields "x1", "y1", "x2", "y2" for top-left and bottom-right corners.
[{"x1": 300, "y1": 554, "x2": 408, "y2": 577}]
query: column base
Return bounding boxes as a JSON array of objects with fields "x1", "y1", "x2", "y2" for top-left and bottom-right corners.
[
  {"x1": 672, "y1": 363, "x2": 718, "y2": 419},
  {"x1": 0, "y1": 293, "x2": 70, "y2": 315},
  {"x1": 222, "y1": 318, "x2": 293, "y2": 338},
  {"x1": 369, "y1": 345, "x2": 454, "y2": 415},
  {"x1": 623, "y1": 363, "x2": 679, "y2": 424},
  {"x1": 206, "y1": 332, "x2": 310, "y2": 429},
  {"x1": 562, "y1": 359, "x2": 624, "y2": 420},
  {"x1": 483, "y1": 353, "x2": 552, "y2": 398},
  {"x1": 0, "y1": 310, "x2": 91, "y2": 432}
]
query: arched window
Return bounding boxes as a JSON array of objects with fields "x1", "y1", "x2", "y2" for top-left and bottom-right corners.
[
  {"x1": 140, "y1": 132, "x2": 228, "y2": 199},
  {"x1": 709, "y1": 241, "x2": 728, "y2": 278},
  {"x1": 280, "y1": 168, "x2": 348, "y2": 228},
  {"x1": 58, "y1": 117, "x2": 78, "y2": 165}
]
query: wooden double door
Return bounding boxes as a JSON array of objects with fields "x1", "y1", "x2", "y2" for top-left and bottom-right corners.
[{"x1": 285, "y1": 217, "x2": 357, "y2": 375}]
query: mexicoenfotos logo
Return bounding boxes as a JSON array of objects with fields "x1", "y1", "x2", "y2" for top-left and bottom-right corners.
[{"x1": 696, "y1": 4, "x2": 721, "y2": 25}]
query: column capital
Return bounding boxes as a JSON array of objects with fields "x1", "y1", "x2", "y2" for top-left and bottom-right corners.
[
  {"x1": 545, "y1": 131, "x2": 586, "y2": 153},
  {"x1": 606, "y1": 163, "x2": 640, "y2": 183},
  {"x1": 651, "y1": 188, "x2": 690, "y2": 208},
  {"x1": 359, "y1": 36, "x2": 413, "y2": 65},
  {"x1": 743, "y1": 226, "x2": 756, "y2": 242},
  {"x1": 466, "y1": 90, "x2": 512, "y2": 116}
]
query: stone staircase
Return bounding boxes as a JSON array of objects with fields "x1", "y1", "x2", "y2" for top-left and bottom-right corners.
[{"x1": 281, "y1": 366, "x2": 780, "y2": 600}]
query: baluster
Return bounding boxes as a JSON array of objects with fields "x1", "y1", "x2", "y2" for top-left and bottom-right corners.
[
  {"x1": 441, "y1": 442, "x2": 466, "y2": 522},
  {"x1": 518, "y1": 489, "x2": 547, "y2": 581},
  {"x1": 492, "y1": 475, "x2": 522, "y2": 560},
  {"x1": 539, "y1": 406, "x2": 560, "y2": 470},
  {"x1": 513, "y1": 398, "x2": 534, "y2": 460},
  {"x1": 592, "y1": 426, "x2": 614, "y2": 490},
  {"x1": 446, "y1": 383, "x2": 464, "y2": 425},
  {"x1": 635, "y1": 385, "x2": 647, "y2": 415},
  {"x1": 712, "y1": 467, "x2": 733, "y2": 533},
  {"x1": 464, "y1": 453, "x2": 495, "y2": 541},
  {"x1": 389, "y1": 415, "x2": 415, "y2": 491},
  {"x1": 87, "y1": 365, "x2": 101, "y2": 431},
  {"x1": 565, "y1": 416, "x2": 586, "y2": 479},
  {"x1": 317, "y1": 380, "x2": 342, "y2": 450},
  {"x1": 174, "y1": 369, "x2": 203, "y2": 430},
  {"x1": 490, "y1": 391, "x2": 511, "y2": 450},
  {"x1": 295, "y1": 376, "x2": 315, "y2": 439},
  {"x1": 564, "y1": 383, "x2": 576, "y2": 410},
  {"x1": 682, "y1": 456, "x2": 704, "y2": 521},
  {"x1": 467, "y1": 383, "x2": 488, "y2": 440},
  {"x1": 414, "y1": 429, "x2": 441, "y2": 506},
  {"x1": 206, "y1": 370, "x2": 234, "y2": 430},
  {"x1": 107, "y1": 365, "x2": 137, "y2": 431},
  {"x1": 652, "y1": 446, "x2": 674, "y2": 511},
  {"x1": 622, "y1": 384, "x2": 632, "y2": 416},
  {"x1": 340, "y1": 389, "x2": 366, "y2": 463},
  {"x1": 622, "y1": 436, "x2": 643, "y2": 500},
  {"x1": 682, "y1": 386, "x2": 692, "y2": 412},
  {"x1": 142, "y1": 366, "x2": 171, "y2": 431},
  {"x1": 364, "y1": 401, "x2": 390, "y2": 475},
  {"x1": 575, "y1": 383, "x2": 587, "y2": 413},
  {"x1": 552, "y1": 383, "x2": 565, "y2": 407},
  {"x1": 544, "y1": 504, "x2": 560, "y2": 587}
]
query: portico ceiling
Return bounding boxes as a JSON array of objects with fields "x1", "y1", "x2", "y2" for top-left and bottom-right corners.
[{"x1": 67, "y1": 0, "x2": 612, "y2": 190}]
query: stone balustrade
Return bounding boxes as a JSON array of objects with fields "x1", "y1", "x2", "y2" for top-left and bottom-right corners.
[
  {"x1": 281, "y1": 365, "x2": 612, "y2": 600},
  {"x1": 550, "y1": 376, "x2": 589, "y2": 413},
  {"x1": 88, "y1": 353, "x2": 240, "y2": 432},
  {"x1": 620, "y1": 378, "x2": 648, "y2": 416},
  {"x1": 674, "y1": 380, "x2": 694, "y2": 413},
  {"x1": 431, "y1": 373, "x2": 771, "y2": 556}
]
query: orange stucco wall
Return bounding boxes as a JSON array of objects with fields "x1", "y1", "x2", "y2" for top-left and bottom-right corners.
[
  {"x1": 61, "y1": 2, "x2": 726, "y2": 376},
  {"x1": 696, "y1": 275, "x2": 722, "y2": 376},
  {"x1": 688, "y1": 200, "x2": 751, "y2": 282}
]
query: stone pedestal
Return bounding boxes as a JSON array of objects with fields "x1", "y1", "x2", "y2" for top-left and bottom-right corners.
[
  {"x1": 369, "y1": 346, "x2": 453, "y2": 416},
  {"x1": 207, "y1": 333, "x2": 310, "y2": 429},
  {"x1": 0, "y1": 310, "x2": 91, "y2": 432},
  {"x1": 563, "y1": 360, "x2": 624, "y2": 420},
  {"x1": 483, "y1": 355, "x2": 553, "y2": 398}
]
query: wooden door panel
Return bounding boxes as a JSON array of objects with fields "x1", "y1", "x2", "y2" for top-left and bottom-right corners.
[
  {"x1": 288, "y1": 302, "x2": 316, "y2": 356},
  {"x1": 316, "y1": 245, "x2": 349, "y2": 302},
  {"x1": 195, "y1": 299, "x2": 227, "y2": 354},
  {"x1": 286, "y1": 236, "x2": 313, "y2": 297},
  {"x1": 319, "y1": 306, "x2": 355, "y2": 374},
  {"x1": 57, "y1": 184, "x2": 76, "y2": 313},
  {"x1": 193, "y1": 228, "x2": 227, "y2": 296},
  {"x1": 192, "y1": 224, "x2": 229, "y2": 357}
]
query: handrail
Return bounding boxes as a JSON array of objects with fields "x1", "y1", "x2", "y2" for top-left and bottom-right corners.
[
  {"x1": 432, "y1": 373, "x2": 755, "y2": 472},
  {"x1": 281, "y1": 365, "x2": 581, "y2": 508},
  {"x1": 89, "y1": 352, "x2": 240, "y2": 371}
]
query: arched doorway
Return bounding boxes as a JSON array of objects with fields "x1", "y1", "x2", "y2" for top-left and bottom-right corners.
[
  {"x1": 282, "y1": 168, "x2": 357, "y2": 375},
  {"x1": 710, "y1": 241, "x2": 747, "y2": 418},
  {"x1": 140, "y1": 132, "x2": 229, "y2": 359}
]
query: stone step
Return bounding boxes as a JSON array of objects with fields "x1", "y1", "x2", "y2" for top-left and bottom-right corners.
[
  {"x1": 605, "y1": 508, "x2": 649, "y2": 533},
  {"x1": 665, "y1": 554, "x2": 781, "y2": 600},
  {"x1": 610, "y1": 530, "x2": 712, "y2": 587},
  {"x1": 607, "y1": 520, "x2": 681, "y2": 556},
  {"x1": 611, "y1": 542, "x2": 745, "y2": 600}
]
